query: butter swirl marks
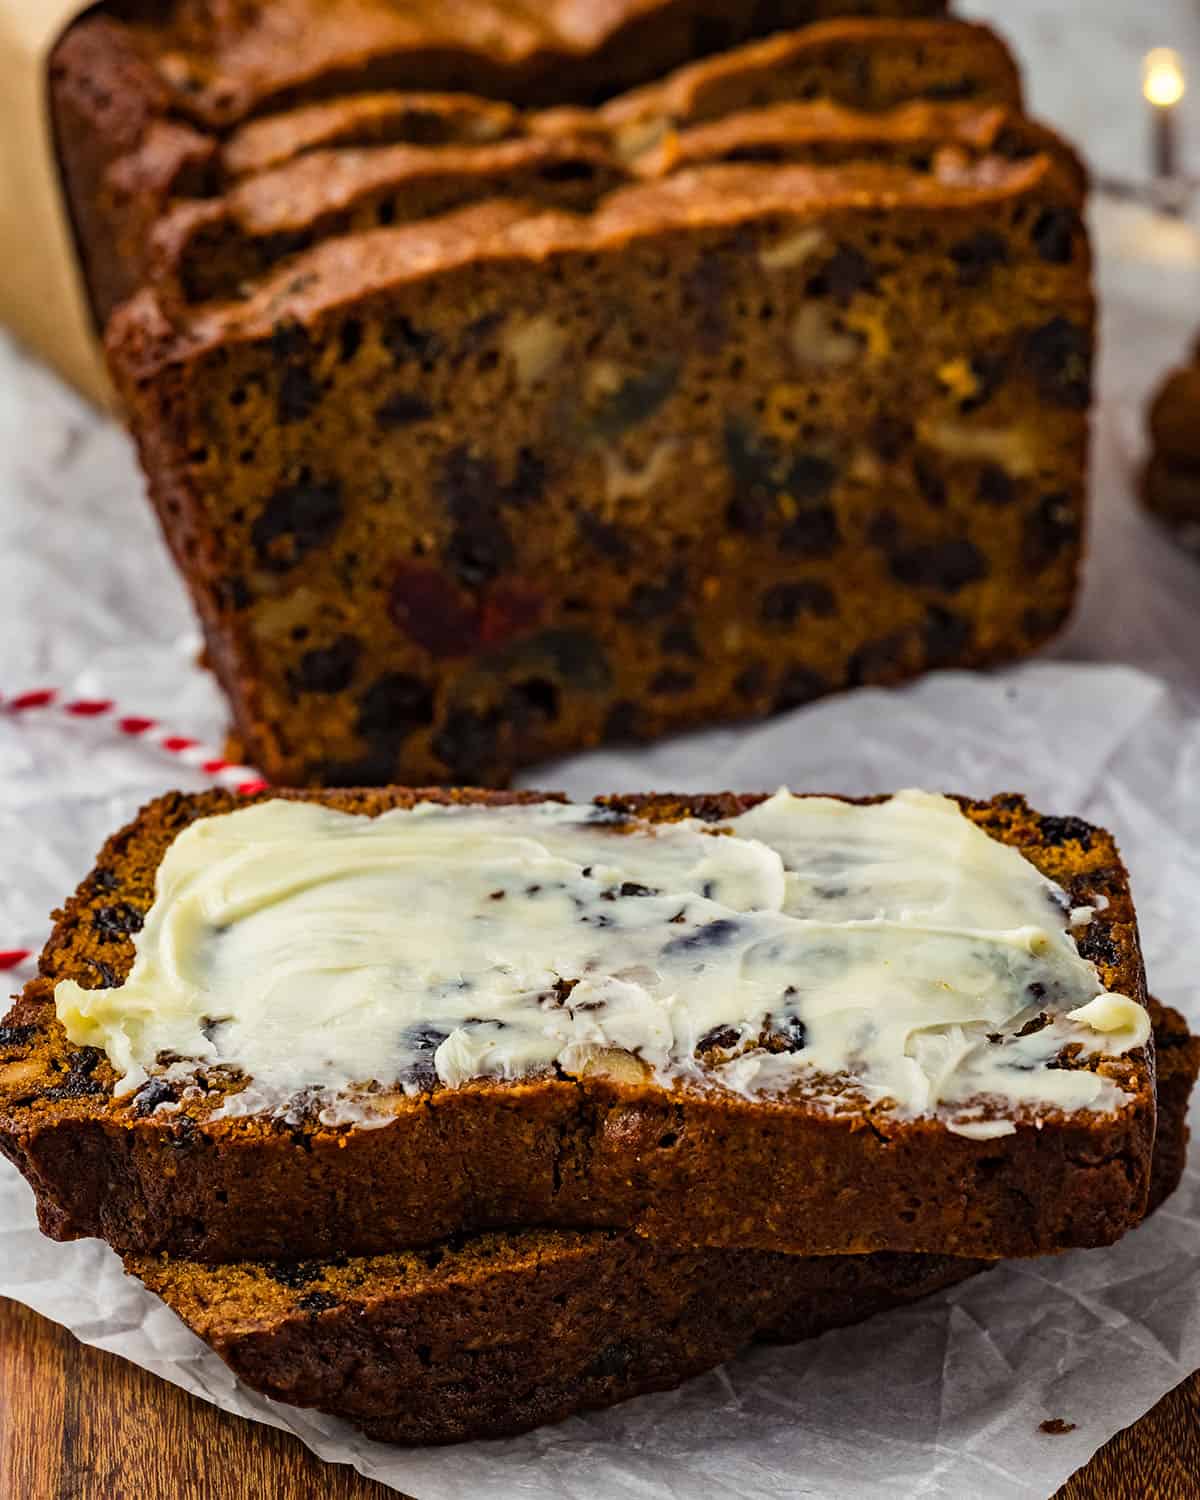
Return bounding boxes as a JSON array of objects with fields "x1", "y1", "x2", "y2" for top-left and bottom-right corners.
[{"x1": 56, "y1": 790, "x2": 1148, "y2": 1132}]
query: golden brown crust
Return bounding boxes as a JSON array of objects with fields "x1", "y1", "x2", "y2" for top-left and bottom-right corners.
[
  {"x1": 142, "y1": 98, "x2": 1084, "y2": 310},
  {"x1": 50, "y1": 3, "x2": 950, "y2": 321},
  {"x1": 0, "y1": 787, "x2": 1152, "y2": 1265},
  {"x1": 221, "y1": 92, "x2": 524, "y2": 178},
  {"x1": 123, "y1": 997, "x2": 1193, "y2": 1444}
]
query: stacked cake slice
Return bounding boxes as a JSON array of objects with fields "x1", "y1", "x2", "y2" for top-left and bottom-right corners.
[{"x1": 1, "y1": 786, "x2": 1194, "y2": 1441}]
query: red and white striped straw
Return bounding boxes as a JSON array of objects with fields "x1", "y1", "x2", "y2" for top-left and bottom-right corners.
[{"x1": 1, "y1": 686, "x2": 270, "y2": 974}]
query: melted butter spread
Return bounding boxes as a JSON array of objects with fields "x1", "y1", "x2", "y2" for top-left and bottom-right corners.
[{"x1": 55, "y1": 791, "x2": 1149, "y2": 1131}]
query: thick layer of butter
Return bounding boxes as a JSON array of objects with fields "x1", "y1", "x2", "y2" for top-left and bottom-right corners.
[{"x1": 55, "y1": 790, "x2": 1149, "y2": 1129}]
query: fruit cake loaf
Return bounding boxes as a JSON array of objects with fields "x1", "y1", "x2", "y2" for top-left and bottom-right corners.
[
  {"x1": 106, "y1": 157, "x2": 1093, "y2": 789},
  {"x1": 1142, "y1": 359, "x2": 1200, "y2": 551},
  {"x1": 126, "y1": 998, "x2": 1195, "y2": 1445},
  {"x1": 50, "y1": 1, "x2": 947, "y2": 327},
  {"x1": 0, "y1": 786, "x2": 1152, "y2": 1264}
]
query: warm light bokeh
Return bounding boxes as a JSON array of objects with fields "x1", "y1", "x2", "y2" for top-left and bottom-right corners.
[{"x1": 1144, "y1": 47, "x2": 1186, "y2": 109}]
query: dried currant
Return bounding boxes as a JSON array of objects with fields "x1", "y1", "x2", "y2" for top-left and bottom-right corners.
[
  {"x1": 806, "y1": 245, "x2": 876, "y2": 305},
  {"x1": 977, "y1": 465, "x2": 1016, "y2": 507},
  {"x1": 506, "y1": 678, "x2": 560, "y2": 728},
  {"x1": 885, "y1": 538, "x2": 988, "y2": 594},
  {"x1": 650, "y1": 668, "x2": 695, "y2": 695},
  {"x1": 432, "y1": 708, "x2": 502, "y2": 780},
  {"x1": 682, "y1": 254, "x2": 727, "y2": 352},
  {"x1": 375, "y1": 392, "x2": 433, "y2": 428},
  {"x1": 1032, "y1": 207, "x2": 1077, "y2": 264},
  {"x1": 779, "y1": 505, "x2": 840, "y2": 557},
  {"x1": 760, "y1": 581, "x2": 836, "y2": 624},
  {"x1": 1024, "y1": 493, "x2": 1080, "y2": 572},
  {"x1": 576, "y1": 510, "x2": 633, "y2": 564},
  {"x1": 297, "y1": 1290, "x2": 339, "y2": 1313},
  {"x1": 923, "y1": 606, "x2": 974, "y2": 666},
  {"x1": 604, "y1": 700, "x2": 643, "y2": 742},
  {"x1": 278, "y1": 363, "x2": 319, "y2": 424},
  {"x1": 251, "y1": 479, "x2": 344, "y2": 571},
  {"x1": 440, "y1": 449, "x2": 515, "y2": 587},
  {"x1": 132, "y1": 1078, "x2": 178, "y2": 1116},
  {"x1": 356, "y1": 673, "x2": 435, "y2": 743},
  {"x1": 848, "y1": 633, "x2": 909, "y2": 685},
  {"x1": 1024, "y1": 319, "x2": 1092, "y2": 409},
  {"x1": 950, "y1": 231, "x2": 1009, "y2": 286},
  {"x1": 1038, "y1": 814, "x2": 1095, "y2": 850},
  {"x1": 626, "y1": 565, "x2": 687, "y2": 622},
  {"x1": 660, "y1": 620, "x2": 701, "y2": 659},
  {"x1": 338, "y1": 319, "x2": 363, "y2": 361},
  {"x1": 93, "y1": 903, "x2": 144, "y2": 940},
  {"x1": 383, "y1": 316, "x2": 441, "y2": 363},
  {"x1": 292, "y1": 636, "x2": 362, "y2": 694},
  {"x1": 774, "y1": 665, "x2": 831, "y2": 710}
]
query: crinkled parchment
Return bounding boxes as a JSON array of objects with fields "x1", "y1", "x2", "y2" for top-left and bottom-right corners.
[{"x1": 3, "y1": 170, "x2": 1200, "y2": 1500}]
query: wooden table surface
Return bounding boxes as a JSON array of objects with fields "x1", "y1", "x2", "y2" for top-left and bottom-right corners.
[{"x1": 2, "y1": 1298, "x2": 1198, "y2": 1500}]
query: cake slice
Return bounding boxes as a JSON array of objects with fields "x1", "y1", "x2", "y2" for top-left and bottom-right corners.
[
  {"x1": 153, "y1": 105, "x2": 1086, "y2": 316},
  {"x1": 107, "y1": 155, "x2": 1092, "y2": 788},
  {"x1": 220, "y1": 92, "x2": 526, "y2": 178},
  {"x1": 126, "y1": 999, "x2": 1197, "y2": 1444},
  {"x1": 599, "y1": 19, "x2": 1022, "y2": 155},
  {"x1": 632, "y1": 99, "x2": 1086, "y2": 192},
  {"x1": 0, "y1": 787, "x2": 1152, "y2": 1265},
  {"x1": 148, "y1": 135, "x2": 632, "y2": 306}
]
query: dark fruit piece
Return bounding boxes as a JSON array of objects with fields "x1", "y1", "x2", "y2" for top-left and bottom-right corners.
[
  {"x1": 886, "y1": 538, "x2": 988, "y2": 594},
  {"x1": 1032, "y1": 207, "x2": 1077, "y2": 265},
  {"x1": 1024, "y1": 319, "x2": 1092, "y2": 409},
  {"x1": 432, "y1": 708, "x2": 502, "y2": 780},
  {"x1": 923, "y1": 606, "x2": 973, "y2": 666},
  {"x1": 439, "y1": 449, "x2": 515, "y2": 587},
  {"x1": 950, "y1": 231, "x2": 1009, "y2": 285},
  {"x1": 977, "y1": 465, "x2": 1015, "y2": 507},
  {"x1": 1024, "y1": 493, "x2": 1080, "y2": 572},
  {"x1": 278, "y1": 364, "x2": 319, "y2": 424},
  {"x1": 93, "y1": 903, "x2": 144, "y2": 940},
  {"x1": 774, "y1": 665, "x2": 831, "y2": 710},
  {"x1": 376, "y1": 392, "x2": 433, "y2": 428},
  {"x1": 627, "y1": 566, "x2": 687, "y2": 622},
  {"x1": 292, "y1": 636, "x2": 362, "y2": 695},
  {"x1": 760, "y1": 581, "x2": 836, "y2": 624},
  {"x1": 848, "y1": 632, "x2": 909, "y2": 685},
  {"x1": 251, "y1": 479, "x2": 343, "y2": 571},
  {"x1": 389, "y1": 564, "x2": 479, "y2": 658},
  {"x1": 356, "y1": 673, "x2": 435, "y2": 742},
  {"x1": 806, "y1": 245, "x2": 876, "y2": 304}
]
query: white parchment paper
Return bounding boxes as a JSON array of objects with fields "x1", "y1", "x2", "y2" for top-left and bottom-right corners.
[{"x1": 4, "y1": 131, "x2": 1200, "y2": 1500}]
